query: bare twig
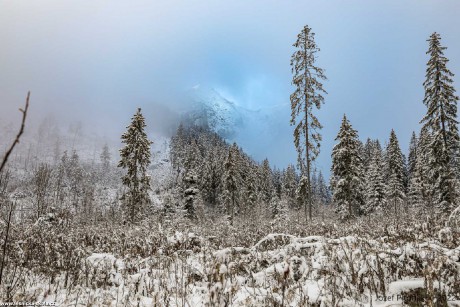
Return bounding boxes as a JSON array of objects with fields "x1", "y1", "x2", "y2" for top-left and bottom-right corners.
[{"x1": 0, "y1": 91, "x2": 30, "y2": 173}]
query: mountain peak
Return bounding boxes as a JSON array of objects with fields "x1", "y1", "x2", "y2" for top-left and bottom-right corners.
[{"x1": 182, "y1": 86, "x2": 243, "y2": 138}]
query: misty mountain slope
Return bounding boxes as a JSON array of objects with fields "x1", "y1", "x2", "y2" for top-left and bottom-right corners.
[
  {"x1": 184, "y1": 85, "x2": 244, "y2": 139},
  {"x1": 183, "y1": 86, "x2": 291, "y2": 164}
]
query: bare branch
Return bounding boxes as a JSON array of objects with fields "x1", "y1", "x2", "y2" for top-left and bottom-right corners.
[{"x1": 0, "y1": 92, "x2": 30, "y2": 173}]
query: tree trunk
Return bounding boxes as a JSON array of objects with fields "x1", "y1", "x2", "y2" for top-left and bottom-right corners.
[{"x1": 304, "y1": 39, "x2": 312, "y2": 221}]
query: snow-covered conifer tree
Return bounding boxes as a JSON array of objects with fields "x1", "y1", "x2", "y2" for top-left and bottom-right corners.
[
  {"x1": 331, "y1": 115, "x2": 364, "y2": 218},
  {"x1": 273, "y1": 168, "x2": 283, "y2": 198},
  {"x1": 223, "y1": 145, "x2": 238, "y2": 224},
  {"x1": 408, "y1": 127, "x2": 432, "y2": 207},
  {"x1": 290, "y1": 25, "x2": 327, "y2": 220},
  {"x1": 362, "y1": 138, "x2": 374, "y2": 172},
  {"x1": 181, "y1": 139, "x2": 202, "y2": 218},
  {"x1": 242, "y1": 161, "x2": 258, "y2": 215},
  {"x1": 295, "y1": 175, "x2": 309, "y2": 211},
  {"x1": 420, "y1": 32, "x2": 459, "y2": 210},
  {"x1": 282, "y1": 164, "x2": 298, "y2": 207},
  {"x1": 118, "y1": 108, "x2": 153, "y2": 223},
  {"x1": 402, "y1": 154, "x2": 410, "y2": 192},
  {"x1": 259, "y1": 158, "x2": 274, "y2": 205},
  {"x1": 363, "y1": 141, "x2": 386, "y2": 213},
  {"x1": 385, "y1": 130, "x2": 406, "y2": 214},
  {"x1": 270, "y1": 192, "x2": 286, "y2": 220},
  {"x1": 408, "y1": 151, "x2": 426, "y2": 208},
  {"x1": 183, "y1": 171, "x2": 200, "y2": 219},
  {"x1": 316, "y1": 171, "x2": 330, "y2": 206},
  {"x1": 407, "y1": 132, "x2": 418, "y2": 179},
  {"x1": 201, "y1": 146, "x2": 224, "y2": 206}
]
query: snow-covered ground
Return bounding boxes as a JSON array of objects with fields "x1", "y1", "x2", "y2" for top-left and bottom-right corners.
[{"x1": 2, "y1": 213, "x2": 459, "y2": 306}]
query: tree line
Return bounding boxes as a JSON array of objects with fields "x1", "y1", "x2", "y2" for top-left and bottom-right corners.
[
  {"x1": 292, "y1": 28, "x2": 459, "y2": 219},
  {"x1": 2, "y1": 28, "x2": 457, "y2": 226},
  {"x1": 118, "y1": 28, "x2": 459, "y2": 223}
]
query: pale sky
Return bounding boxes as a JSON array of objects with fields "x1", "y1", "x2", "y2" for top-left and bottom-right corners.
[{"x1": 1, "y1": 0, "x2": 459, "y2": 175}]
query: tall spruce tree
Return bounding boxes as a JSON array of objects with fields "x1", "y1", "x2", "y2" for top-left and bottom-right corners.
[
  {"x1": 385, "y1": 130, "x2": 406, "y2": 214},
  {"x1": 182, "y1": 139, "x2": 202, "y2": 218},
  {"x1": 290, "y1": 25, "x2": 327, "y2": 220},
  {"x1": 201, "y1": 146, "x2": 224, "y2": 206},
  {"x1": 282, "y1": 164, "x2": 298, "y2": 207},
  {"x1": 407, "y1": 132, "x2": 418, "y2": 179},
  {"x1": 242, "y1": 159, "x2": 258, "y2": 216},
  {"x1": 331, "y1": 115, "x2": 364, "y2": 218},
  {"x1": 223, "y1": 145, "x2": 239, "y2": 224},
  {"x1": 408, "y1": 145, "x2": 426, "y2": 208},
  {"x1": 420, "y1": 32, "x2": 459, "y2": 210},
  {"x1": 118, "y1": 108, "x2": 153, "y2": 223},
  {"x1": 296, "y1": 175, "x2": 309, "y2": 211},
  {"x1": 259, "y1": 158, "x2": 274, "y2": 205},
  {"x1": 361, "y1": 138, "x2": 374, "y2": 172},
  {"x1": 363, "y1": 141, "x2": 387, "y2": 214},
  {"x1": 316, "y1": 171, "x2": 330, "y2": 206},
  {"x1": 402, "y1": 154, "x2": 410, "y2": 193},
  {"x1": 273, "y1": 168, "x2": 283, "y2": 198},
  {"x1": 409, "y1": 127, "x2": 432, "y2": 207},
  {"x1": 407, "y1": 132, "x2": 420, "y2": 207}
]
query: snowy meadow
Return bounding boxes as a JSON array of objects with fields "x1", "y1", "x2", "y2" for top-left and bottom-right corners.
[
  {"x1": 1, "y1": 208, "x2": 459, "y2": 306},
  {"x1": 1, "y1": 3, "x2": 460, "y2": 306}
]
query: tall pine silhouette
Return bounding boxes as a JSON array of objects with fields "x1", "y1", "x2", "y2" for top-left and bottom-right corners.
[{"x1": 290, "y1": 25, "x2": 327, "y2": 220}]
